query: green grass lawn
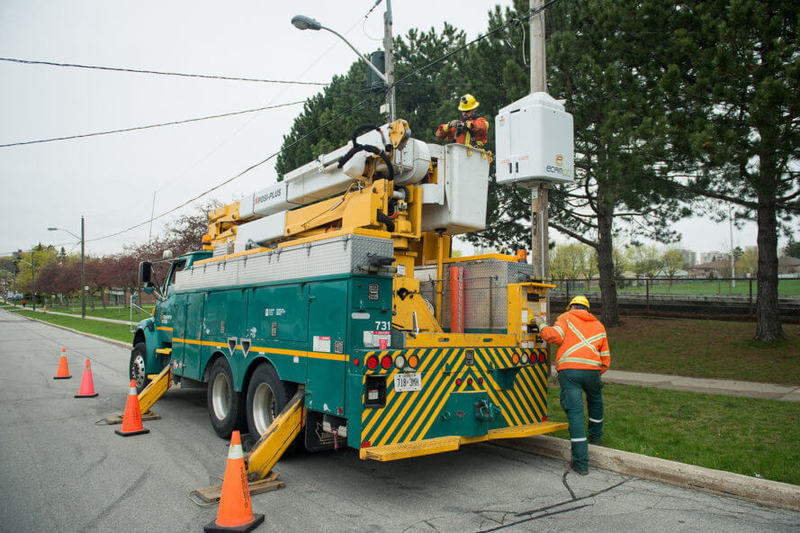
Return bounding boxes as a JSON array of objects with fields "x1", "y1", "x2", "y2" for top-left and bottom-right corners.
[
  {"x1": 608, "y1": 317, "x2": 800, "y2": 385},
  {"x1": 11, "y1": 309, "x2": 133, "y2": 343},
  {"x1": 546, "y1": 383, "x2": 800, "y2": 486},
  {"x1": 574, "y1": 278, "x2": 800, "y2": 296}
]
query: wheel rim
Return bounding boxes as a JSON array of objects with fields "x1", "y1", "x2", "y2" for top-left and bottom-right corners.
[
  {"x1": 252, "y1": 382, "x2": 276, "y2": 435},
  {"x1": 131, "y1": 354, "x2": 146, "y2": 390},
  {"x1": 211, "y1": 372, "x2": 231, "y2": 421}
]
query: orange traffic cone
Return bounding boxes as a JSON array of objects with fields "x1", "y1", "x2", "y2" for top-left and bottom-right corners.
[
  {"x1": 53, "y1": 348, "x2": 71, "y2": 379},
  {"x1": 114, "y1": 380, "x2": 150, "y2": 437},
  {"x1": 204, "y1": 430, "x2": 264, "y2": 533},
  {"x1": 74, "y1": 359, "x2": 99, "y2": 398}
]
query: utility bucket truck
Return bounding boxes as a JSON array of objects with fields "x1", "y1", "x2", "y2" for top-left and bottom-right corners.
[{"x1": 132, "y1": 118, "x2": 567, "y2": 465}]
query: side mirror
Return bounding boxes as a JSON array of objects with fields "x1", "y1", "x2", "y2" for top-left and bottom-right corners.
[
  {"x1": 139, "y1": 261, "x2": 154, "y2": 294},
  {"x1": 162, "y1": 250, "x2": 173, "y2": 260}
]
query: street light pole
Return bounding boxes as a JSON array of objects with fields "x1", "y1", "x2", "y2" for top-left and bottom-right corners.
[
  {"x1": 382, "y1": 0, "x2": 396, "y2": 121},
  {"x1": 31, "y1": 250, "x2": 35, "y2": 312},
  {"x1": 81, "y1": 216, "x2": 86, "y2": 318},
  {"x1": 292, "y1": 14, "x2": 393, "y2": 119},
  {"x1": 47, "y1": 217, "x2": 86, "y2": 318}
]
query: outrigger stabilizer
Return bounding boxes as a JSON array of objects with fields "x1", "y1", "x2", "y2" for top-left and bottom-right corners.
[
  {"x1": 98, "y1": 363, "x2": 173, "y2": 425},
  {"x1": 189, "y1": 386, "x2": 306, "y2": 505}
]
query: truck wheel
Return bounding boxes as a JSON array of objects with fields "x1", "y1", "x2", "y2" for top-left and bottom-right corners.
[
  {"x1": 207, "y1": 357, "x2": 246, "y2": 439},
  {"x1": 129, "y1": 343, "x2": 150, "y2": 394},
  {"x1": 246, "y1": 364, "x2": 296, "y2": 437}
]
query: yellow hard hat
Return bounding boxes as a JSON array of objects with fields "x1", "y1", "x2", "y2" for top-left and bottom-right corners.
[
  {"x1": 458, "y1": 93, "x2": 479, "y2": 111},
  {"x1": 568, "y1": 295, "x2": 590, "y2": 309}
]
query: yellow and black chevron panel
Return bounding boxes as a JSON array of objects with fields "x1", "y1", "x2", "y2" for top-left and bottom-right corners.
[{"x1": 358, "y1": 347, "x2": 549, "y2": 448}]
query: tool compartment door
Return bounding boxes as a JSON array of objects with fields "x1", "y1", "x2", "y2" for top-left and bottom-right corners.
[
  {"x1": 182, "y1": 292, "x2": 205, "y2": 380},
  {"x1": 306, "y1": 281, "x2": 348, "y2": 415}
]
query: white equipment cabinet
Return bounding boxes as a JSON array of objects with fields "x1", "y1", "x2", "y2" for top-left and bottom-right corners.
[{"x1": 495, "y1": 92, "x2": 574, "y2": 187}]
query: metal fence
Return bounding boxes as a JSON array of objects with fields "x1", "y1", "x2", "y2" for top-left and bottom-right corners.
[{"x1": 550, "y1": 276, "x2": 800, "y2": 316}]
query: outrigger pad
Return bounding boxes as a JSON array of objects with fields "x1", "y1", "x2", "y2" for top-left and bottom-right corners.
[
  {"x1": 189, "y1": 474, "x2": 284, "y2": 505},
  {"x1": 100, "y1": 411, "x2": 161, "y2": 426},
  {"x1": 204, "y1": 513, "x2": 264, "y2": 533}
]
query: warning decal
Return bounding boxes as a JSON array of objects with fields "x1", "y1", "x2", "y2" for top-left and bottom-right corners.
[
  {"x1": 241, "y1": 339, "x2": 251, "y2": 357},
  {"x1": 227, "y1": 337, "x2": 237, "y2": 356},
  {"x1": 313, "y1": 336, "x2": 331, "y2": 353}
]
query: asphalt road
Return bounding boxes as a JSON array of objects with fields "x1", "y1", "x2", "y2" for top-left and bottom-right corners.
[{"x1": 1, "y1": 308, "x2": 798, "y2": 533}]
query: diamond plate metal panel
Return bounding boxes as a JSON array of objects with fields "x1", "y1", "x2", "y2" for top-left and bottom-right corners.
[
  {"x1": 414, "y1": 259, "x2": 534, "y2": 331},
  {"x1": 176, "y1": 234, "x2": 393, "y2": 291}
]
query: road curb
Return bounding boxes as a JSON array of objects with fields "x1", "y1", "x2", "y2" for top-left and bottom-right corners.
[
  {"x1": 14, "y1": 312, "x2": 131, "y2": 350},
  {"x1": 494, "y1": 435, "x2": 800, "y2": 512}
]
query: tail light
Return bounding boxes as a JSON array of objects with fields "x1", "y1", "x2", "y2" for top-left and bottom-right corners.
[
  {"x1": 366, "y1": 355, "x2": 379, "y2": 370},
  {"x1": 381, "y1": 355, "x2": 392, "y2": 369},
  {"x1": 408, "y1": 354, "x2": 419, "y2": 368},
  {"x1": 512, "y1": 353, "x2": 520, "y2": 365},
  {"x1": 538, "y1": 352, "x2": 546, "y2": 364},
  {"x1": 521, "y1": 353, "x2": 529, "y2": 364},
  {"x1": 394, "y1": 355, "x2": 406, "y2": 369}
]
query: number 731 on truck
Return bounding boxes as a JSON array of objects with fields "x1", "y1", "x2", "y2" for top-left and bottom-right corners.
[{"x1": 131, "y1": 93, "x2": 574, "y2": 462}]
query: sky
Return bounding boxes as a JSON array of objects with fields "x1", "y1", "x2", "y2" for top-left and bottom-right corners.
[{"x1": 0, "y1": 0, "x2": 784, "y2": 260}]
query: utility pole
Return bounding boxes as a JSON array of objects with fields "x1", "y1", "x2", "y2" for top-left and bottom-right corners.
[
  {"x1": 31, "y1": 250, "x2": 36, "y2": 311},
  {"x1": 530, "y1": 0, "x2": 548, "y2": 279},
  {"x1": 81, "y1": 215, "x2": 86, "y2": 319},
  {"x1": 383, "y1": 0, "x2": 396, "y2": 121}
]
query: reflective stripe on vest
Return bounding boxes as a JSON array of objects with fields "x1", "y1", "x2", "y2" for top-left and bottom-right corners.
[{"x1": 556, "y1": 320, "x2": 606, "y2": 367}]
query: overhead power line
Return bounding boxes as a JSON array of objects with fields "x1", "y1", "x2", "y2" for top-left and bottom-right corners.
[
  {"x1": 86, "y1": 91, "x2": 384, "y2": 243},
  {"x1": 0, "y1": 100, "x2": 305, "y2": 148},
  {"x1": 0, "y1": 57, "x2": 327, "y2": 86},
  {"x1": 390, "y1": 0, "x2": 563, "y2": 90}
]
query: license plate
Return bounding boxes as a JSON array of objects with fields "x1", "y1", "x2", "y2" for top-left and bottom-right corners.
[{"x1": 394, "y1": 373, "x2": 421, "y2": 393}]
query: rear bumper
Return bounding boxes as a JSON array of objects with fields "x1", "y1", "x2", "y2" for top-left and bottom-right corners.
[{"x1": 359, "y1": 420, "x2": 568, "y2": 461}]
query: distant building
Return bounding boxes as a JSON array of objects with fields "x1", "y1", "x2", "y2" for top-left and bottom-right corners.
[
  {"x1": 700, "y1": 250, "x2": 727, "y2": 263},
  {"x1": 676, "y1": 249, "x2": 697, "y2": 267},
  {"x1": 686, "y1": 259, "x2": 729, "y2": 278},
  {"x1": 778, "y1": 256, "x2": 800, "y2": 275}
]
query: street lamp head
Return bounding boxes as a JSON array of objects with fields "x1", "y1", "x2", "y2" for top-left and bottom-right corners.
[
  {"x1": 47, "y1": 227, "x2": 58, "y2": 231},
  {"x1": 291, "y1": 14, "x2": 321, "y2": 31}
]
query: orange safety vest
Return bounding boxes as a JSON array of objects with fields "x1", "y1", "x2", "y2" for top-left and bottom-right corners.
[
  {"x1": 435, "y1": 115, "x2": 489, "y2": 148},
  {"x1": 540, "y1": 309, "x2": 610, "y2": 373}
]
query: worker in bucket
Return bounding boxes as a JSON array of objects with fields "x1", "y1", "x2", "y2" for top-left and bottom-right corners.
[
  {"x1": 435, "y1": 93, "x2": 489, "y2": 148},
  {"x1": 534, "y1": 295, "x2": 610, "y2": 475}
]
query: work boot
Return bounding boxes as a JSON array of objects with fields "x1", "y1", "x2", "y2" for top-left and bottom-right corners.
[
  {"x1": 571, "y1": 462, "x2": 588, "y2": 476},
  {"x1": 589, "y1": 437, "x2": 602, "y2": 445}
]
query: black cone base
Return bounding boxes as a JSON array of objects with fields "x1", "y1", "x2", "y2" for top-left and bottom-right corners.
[
  {"x1": 114, "y1": 428, "x2": 150, "y2": 437},
  {"x1": 204, "y1": 513, "x2": 265, "y2": 533},
  {"x1": 75, "y1": 393, "x2": 99, "y2": 398},
  {"x1": 53, "y1": 376, "x2": 72, "y2": 379}
]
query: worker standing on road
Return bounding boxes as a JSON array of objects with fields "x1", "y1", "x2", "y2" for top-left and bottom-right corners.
[
  {"x1": 435, "y1": 94, "x2": 489, "y2": 148},
  {"x1": 534, "y1": 295, "x2": 610, "y2": 475}
]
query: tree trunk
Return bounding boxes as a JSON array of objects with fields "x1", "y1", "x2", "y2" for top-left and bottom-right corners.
[
  {"x1": 754, "y1": 193, "x2": 784, "y2": 341},
  {"x1": 595, "y1": 197, "x2": 619, "y2": 326}
]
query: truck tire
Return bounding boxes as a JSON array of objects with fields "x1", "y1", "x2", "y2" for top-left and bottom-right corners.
[
  {"x1": 246, "y1": 363, "x2": 299, "y2": 445},
  {"x1": 129, "y1": 342, "x2": 150, "y2": 394},
  {"x1": 207, "y1": 357, "x2": 246, "y2": 439}
]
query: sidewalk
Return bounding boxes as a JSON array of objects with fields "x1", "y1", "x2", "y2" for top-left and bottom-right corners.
[
  {"x1": 9, "y1": 305, "x2": 134, "y2": 325},
  {"x1": 601, "y1": 368, "x2": 800, "y2": 403}
]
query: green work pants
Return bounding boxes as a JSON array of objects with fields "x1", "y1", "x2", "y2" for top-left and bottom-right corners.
[{"x1": 558, "y1": 368, "x2": 604, "y2": 471}]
